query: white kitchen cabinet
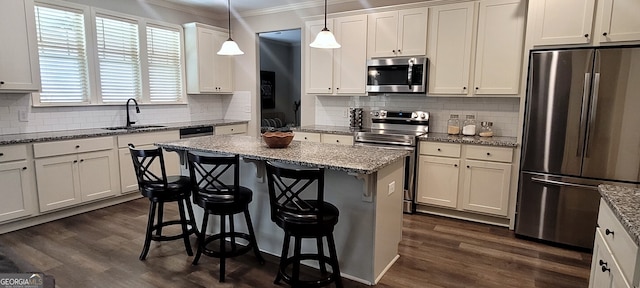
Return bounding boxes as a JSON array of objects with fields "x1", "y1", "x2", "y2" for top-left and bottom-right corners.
[
  {"x1": 417, "y1": 142, "x2": 513, "y2": 217},
  {"x1": 597, "y1": 0, "x2": 640, "y2": 43},
  {"x1": 0, "y1": 145, "x2": 34, "y2": 223},
  {"x1": 305, "y1": 15, "x2": 367, "y2": 95},
  {"x1": 427, "y1": 2, "x2": 475, "y2": 95},
  {"x1": 215, "y1": 123, "x2": 248, "y2": 135},
  {"x1": 34, "y1": 138, "x2": 119, "y2": 212},
  {"x1": 531, "y1": 0, "x2": 596, "y2": 46},
  {"x1": 367, "y1": 8, "x2": 428, "y2": 58},
  {"x1": 0, "y1": 0, "x2": 40, "y2": 92},
  {"x1": 473, "y1": 0, "x2": 525, "y2": 95},
  {"x1": 117, "y1": 131, "x2": 180, "y2": 194},
  {"x1": 184, "y1": 23, "x2": 233, "y2": 94},
  {"x1": 589, "y1": 200, "x2": 638, "y2": 288},
  {"x1": 294, "y1": 132, "x2": 321, "y2": 142},
  {"x1": 321, "y1": 134, "x2": 353, "y2": 146}
]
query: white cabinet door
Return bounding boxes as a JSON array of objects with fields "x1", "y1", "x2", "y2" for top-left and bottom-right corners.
[
  {"x1": 321, "y1": 134, "x2": 354, "y2": 146},
  {"x1": 333, "y1": 15, "x2": 367, "y2": 95},
  {"x1": 0, "y1": 0, "x2": 40, "y2": 92},
  {"x1": 118, "y1": 148, "x2": 138, "y2": 193},
  {"x1": 598, "y1": 0, "x2": 640, "y2": 43},
  {"x1": 78, "y1": 150, "x2": 118, "y2": 201},
  {"x1": 428, "y1": 2, "x2": 475, "y2": 95},
  {"x1": 397, "y1": 8, "x2": 428, "y2": 57},
  {"x1": 367, "y1": 11, "x2": 399, "y2": 58},
  {"x1": 461, "y1": 159, "x2": 511, "y2": 216},
  {"x1": 305, "y1": 20, "x2": 334, "y2": 94},
  {"x1": 416, "y1": 155, "x2": 460, "y2": 208},
  {"x1": 293, "y1": 132, "x2": 321, "y2": 142},
  {"x1": 0, "y1": 161, "x2": 34, "y2": 222},
  {"x1": 184, "y1": 23, "x2": 233, "y2": 94},
  {"x1": 473, "y1": 0, "x2": 524, "y2": 95},
  {"x1": 35, "y1": 155, "x2": 82, "y2": 212},
  {"x1": 532, "y1": 0, "x2": 596, "y2": 45},
  {"x1": 195, "y1": 27, "x2": 217, "y2": 92},
  {"x1": 213, "y1": 32, "x2": 233, "y2": 93},
  {"x1": 215, "y1": 123, "x2": 248, "y2": 135}
]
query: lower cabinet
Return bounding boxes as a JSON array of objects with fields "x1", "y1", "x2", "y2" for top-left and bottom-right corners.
[
  {"x1": 293, "y1": 132, "x2": 354, "y2": 145},
  {"x1": 0, "y1": 145, "x2": 34, "y2": 222},
  {"x1": 416, "y1": 142, "x2": 513, "y2": 217},
  {"x1": 34, "y1": 138, "x2": 119, "y2": 212}
]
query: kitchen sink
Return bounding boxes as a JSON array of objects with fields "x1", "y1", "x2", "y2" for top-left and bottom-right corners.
[{"x1": 103, "y1": 125, "x2": 166, "y2": 130}]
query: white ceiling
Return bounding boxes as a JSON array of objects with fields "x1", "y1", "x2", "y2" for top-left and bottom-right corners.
[{"x1": 259, "y1": 29, "x2": 301, "y2": 44}]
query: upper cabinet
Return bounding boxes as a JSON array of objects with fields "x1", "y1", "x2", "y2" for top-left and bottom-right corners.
[
  {"x1": 428, "y1": 0, "x2": 525, "y2": 96},
  {"x1": 531, "y1": 0, "x2": 640, "y2": 46},
  {"x1": 367, "y1": 8, "x2": 428, "y2": 58},
  {"x1": 305, "y1": 15, "x2": 367, "y2": 95},
  {"x1": 0, "y1": 0, "x2": 41, "y2": 92},
  {"x1": 183, "y1": 23, "x2": 233, "y2": 94}
]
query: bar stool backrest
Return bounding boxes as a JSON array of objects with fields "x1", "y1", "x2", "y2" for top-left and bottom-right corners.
[
  {"x1": 265, "y1": 161, "x2": 326, "y2": 224},
  {"x1": 187, "y1": 153, "x2": 240, "y2": 203},
  {"x1": 128, "y1": 144, "x2": 169, "y2": 190}
]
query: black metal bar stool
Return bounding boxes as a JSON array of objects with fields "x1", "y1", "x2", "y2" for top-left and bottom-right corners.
[
  {"x1": 265, "y1": 161, "x2": 343, "y2": 288},
  {"x1": 128, "y1": 144, "x2": 197, "y2": 261},
  {"x1": 187, "y1": 152, "x2": 264, "y2": 282}
]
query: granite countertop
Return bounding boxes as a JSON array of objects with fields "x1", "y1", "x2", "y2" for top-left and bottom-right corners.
[
  {"x1": 0, "y1": 120, "x2": 248, "y2": 145},
  {"x1": 419, "y1": 132, "x2": 518, "y2": 147},
  {"x1": 156, "y1": 135, "x2": 409, "y2": 175},
  {"x1": 598, "y1": 184, "x2": 640, "y2": 247}
]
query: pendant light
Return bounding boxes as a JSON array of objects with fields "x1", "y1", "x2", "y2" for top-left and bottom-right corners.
[
  {"x1": 309, "y1": 0, "x2": 340, "y2": 49},
  {"x1": 217, "y1": 0, "x2": 244, "y2": 55}
]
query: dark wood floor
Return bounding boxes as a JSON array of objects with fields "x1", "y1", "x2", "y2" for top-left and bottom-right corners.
[{"x1": 0, "y1": 198, "x2": 592, "y2": 287}]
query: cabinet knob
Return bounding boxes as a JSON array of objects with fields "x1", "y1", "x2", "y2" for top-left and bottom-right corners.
[
  {"x1": 584, "y1": 34, "x2": 589, "y2": 38},
  {"x1": 463, "y1": 87, "x2": 467, "y2": 90},
  {"x1": 73, "y1": 160, "x2": 78, "y2": 163},
  {"x1": 75, "y1": 145, "x2": 80, "y2": 148},
  {"x1": 336, "y1": 87, "x2": 339, "y2": 90},
  {"x1": 603, "y1": 32, "x2": 608, "y2": 36},
  {"x1": 328, "y1": 88, "x2": 331, "y2": 90},
  {"x1": 454, "y1": 164, "x2": 458, "y2": 167},
  {"x1": 0, "y1": 153, "x2": 3, "y2": 157},
  {"x1": 304, "y1": 137, "x2": 308, "y2": 140},
  {"x1": 398, "y1": 49, "x2": 401, "y2": 53},
  {"x1": 0, "y1": 81, "x2": 4, "y2": 85},
  {"x1": 605, "y1": 228, "x2": 614, "y2": 236},
  {"x1": 392, "y1": 50, "x2": 396, "y2": 53},
  {"x1": 22, "y1": 167, "x2": 27, "y2": 170},
  {"x1": 486, "y1": 152, "x2": 491, "y2": 156},
  {"x1": 475, "y1": 87, "x2": 479, "y2": 90},
  {"x1": 437, "y1": 148, "x2": 441, "y2": 151},
  {"x1": 80, "y1": 159, "x2": 84, "y2": 162},
  {"x1": 466, "y1": 165, "x2": 470, "y2": 168}
]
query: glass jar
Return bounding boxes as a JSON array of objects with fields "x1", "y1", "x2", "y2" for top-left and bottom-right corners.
[
  {"x1": 462, "y1": 115, "x2": 477, "y2": 136},
  {"x1": 479, "y1": 121, "x2": 494, "y2": 137},
  {"x1": 447, "y1": 114, "x2": 460, "y2": 135}
]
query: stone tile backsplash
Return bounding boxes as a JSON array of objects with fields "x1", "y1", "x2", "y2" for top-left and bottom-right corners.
[{"x1": 316, "y1": 95, "x2": 521, "y2": 137}]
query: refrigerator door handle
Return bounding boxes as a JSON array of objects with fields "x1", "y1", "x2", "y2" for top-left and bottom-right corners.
[
  {"x1": 585, "y1": 72, "x2": 601, "y2": 158},
  {"x1": 577, "y1": 73, "x2": 591, "y2": 157},
  {"x1": 530, "y1": 177, "x2": 599, "y2": 190}
]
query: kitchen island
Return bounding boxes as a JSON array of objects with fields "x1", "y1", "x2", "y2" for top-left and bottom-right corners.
[{"x1": 155, "y1": 135, "x2": 409, "y2": 285}]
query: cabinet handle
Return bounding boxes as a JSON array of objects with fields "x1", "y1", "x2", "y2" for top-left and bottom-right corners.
[
  {"x1": 584, "y1": 34, "x2": 589, "y2": 38},
  {"x1": 605, "y1": 229, "x2": 614, "y2": 236},
  {"x1": 599, "y1": 260, "x2": 610, "y2": 273},
  {"x1": 602, "y1": 32, "x2": 608, "y2": 36},
  {"x1": 75, "y1": 145, "x2": 80, "y2": 148}
]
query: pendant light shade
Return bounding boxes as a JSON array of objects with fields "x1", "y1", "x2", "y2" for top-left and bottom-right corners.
[
  {"x1": 310, "y1": 0, "x2": 340, "y2": 49},
  {"x1": 217, "y1": 0, "x2": 243, "y2": 55}
]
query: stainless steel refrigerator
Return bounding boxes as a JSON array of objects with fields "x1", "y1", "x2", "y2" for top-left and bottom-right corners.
[{"x1": 516, "y1": 47, "x2": 640, "y2": 249}]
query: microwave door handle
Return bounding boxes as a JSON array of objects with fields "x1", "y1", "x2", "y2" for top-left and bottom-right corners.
[{"x1": 407, "y1": 59, "x2": 414, "y2": 90}]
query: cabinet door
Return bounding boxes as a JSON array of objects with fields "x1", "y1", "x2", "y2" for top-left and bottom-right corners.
[
  {"x1": 416, "y1": 155, "x2": 459, "y2": 208},
  {"x1": 321, "y1": 134, "x2": 354, "y2": 146},
  {"x1": 367, "y1": 11, "x2": 399, "y2": 58},
  {"x1": 0, "y1": 0, "x2": 40, "y2": 92},
  {"x1": 196, "y1": 27, "x2": 217, "y2": 93},
  {"x1": 35, "y1": 155, "x2": 81, "y2": 212},
  {"x1": 397, "y1": 8, "x2": 428, "y2": 57},
  {"x1": 590, "y1": 230, "x2": 614, "y2": 288},
  {"x1": 215, "y1": 123, "x2": 248, "y2": 135},
  {"x1": 213, "y1": 32, "x2": 234, "y2": 93},
  {"x1": 461, "y1": 159, "x2": 511, "y2": 216},
  {"x1": 598, "y1": 0, "x2": 640, "y2": 43},
  {"x1": 0, "y1": 161, "x2": 34, "y2": 222},
  {"x1": 334, "y1": 15, "x2": 367, "y2": 95},
  {"x1": 428, "y1": 2, "x2": 475, "y2": 95},
  {"x1": 119, "y1": 146, "x2": 180, "y2": 194},
  {"x1": 532, "y1": 0, "x2": 596, "y2": 45},
  {"x1": 473, "y1": 0, "x2": 524, "y2": 95},
  {"x1": 305, "y1": 20, "x2": 334, "y2": 94},
  {"x1": 293, "y1": 132, "x2": 321, "y2": 142},
  {"x1": 79, "y1": 150, "x2": 118, "y2": 201}
]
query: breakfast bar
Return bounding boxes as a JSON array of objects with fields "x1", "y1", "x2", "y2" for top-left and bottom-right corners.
[{"x1": 155, "y1": 135, "x2": 409, "y2": 285}]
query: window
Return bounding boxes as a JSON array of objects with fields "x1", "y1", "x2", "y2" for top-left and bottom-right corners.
[
  {"x1": 146, "y1": 25, "x2": 184, "y2": 102},
  {"x1": 95, "y1": 15, "x2": 141, "y2": 103},
  {"x1": 34, "y1": 4, "x2": 89, "y2": 103}
]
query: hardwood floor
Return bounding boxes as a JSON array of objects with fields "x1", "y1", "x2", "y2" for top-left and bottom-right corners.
[{"x1": 0, "y1": 198, "x2": 592, "y2": 287}]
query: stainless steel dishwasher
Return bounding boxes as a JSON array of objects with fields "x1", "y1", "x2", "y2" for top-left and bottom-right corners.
[{"x1": 179, "y1": 126, "x2": 214, "y2": 139}]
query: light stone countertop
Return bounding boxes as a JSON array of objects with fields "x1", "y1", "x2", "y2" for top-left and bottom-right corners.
[
  {"x1": 155, "y1": 135, "x2": 410, "y2": 175},
  {"x1": 599, "y1": 184, "x2": 640, "y2": 247},
  {"x1": 0, "y1": 120, "x2": 247, "y2": 145}
]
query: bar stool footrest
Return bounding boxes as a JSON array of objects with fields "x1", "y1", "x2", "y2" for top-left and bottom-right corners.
[
  {"x1": 201, "y1": 232, "x2": 255, "y2": 258},
  {"x1": 278, "y1": 254, "x2": 339, "y2": 288},
  {"x1": 150, "y1": 220, "x2": 197, "y2": 242}
]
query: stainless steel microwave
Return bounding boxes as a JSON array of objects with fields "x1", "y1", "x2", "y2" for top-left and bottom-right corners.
[{"x1": 366, "y1": 57, "x2": 428, "y2": 93}]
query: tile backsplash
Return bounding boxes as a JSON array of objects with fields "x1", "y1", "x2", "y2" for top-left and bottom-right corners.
[{"x1": 316, "y1": 95, "x2": 521, "y2": 137}]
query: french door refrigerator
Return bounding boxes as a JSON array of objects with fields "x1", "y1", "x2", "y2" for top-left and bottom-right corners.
[{"x1": 516, "y1": 47, "x2": 640, "y2": 249}]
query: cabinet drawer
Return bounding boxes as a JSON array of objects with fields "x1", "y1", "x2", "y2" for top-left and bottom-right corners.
[
  {"x1": 117, "y1": 131, "x2": 179, "y2": 148},
  {"x1": 215, "y1": 124, "x2": 247, "y2": 135},
  {"x1": 294, "y1": 132, "x2": 321, "y2": 142},
  {"x1": 465, "y1": 145, "x2": 513, "y2": 163},
  {"x1": 34, "y1": 137, "x2": 114, "y2": 158},
  {"x1": 0, "y1": 145, "x2": 28, "y2": 162},
  {"x1": 321, "y1": 134, "x2": 354, "y2": 145},
  {"x1": 598, "y1": 200, "x2": 639, "y2": 285},
  {"x1": 419, "y1": 142, "x2": 461, "y2": 157}
]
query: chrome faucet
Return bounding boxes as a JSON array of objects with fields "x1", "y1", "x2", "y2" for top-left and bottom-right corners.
[{"x1": 126, "y1": 98, "x2": 140, "y2": 128}]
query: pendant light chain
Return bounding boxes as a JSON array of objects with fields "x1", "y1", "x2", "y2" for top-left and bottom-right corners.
[
  {"x1": 323, "y1": 0, "x2": 327, "y2": 29},
  {"x1": 227, "y1": 0, "x2": 231, "y2": 39}
]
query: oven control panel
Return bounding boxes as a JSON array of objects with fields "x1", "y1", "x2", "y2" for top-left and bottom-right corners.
[
  {"x1": 371, "y1": 110, "x2": 429, "y2": 122},
  {"x1": 370, "y1": 110, "x2": 429, "y2": 132}
]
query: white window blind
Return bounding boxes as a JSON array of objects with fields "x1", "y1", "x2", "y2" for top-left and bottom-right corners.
[
  {"x1": 147, "y1": 25, "x2": 183, "y2": 102},
  {"x1": 95, "y1": 15, "x2": 141, "y2": 103},
  {"x1": 34, "y1": 5, "x2": 89, "y2": 103}
]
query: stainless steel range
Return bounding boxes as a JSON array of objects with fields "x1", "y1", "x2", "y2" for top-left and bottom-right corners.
[{"x1": 355, "y1": 110, "x2": 429, "y2": 213}]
